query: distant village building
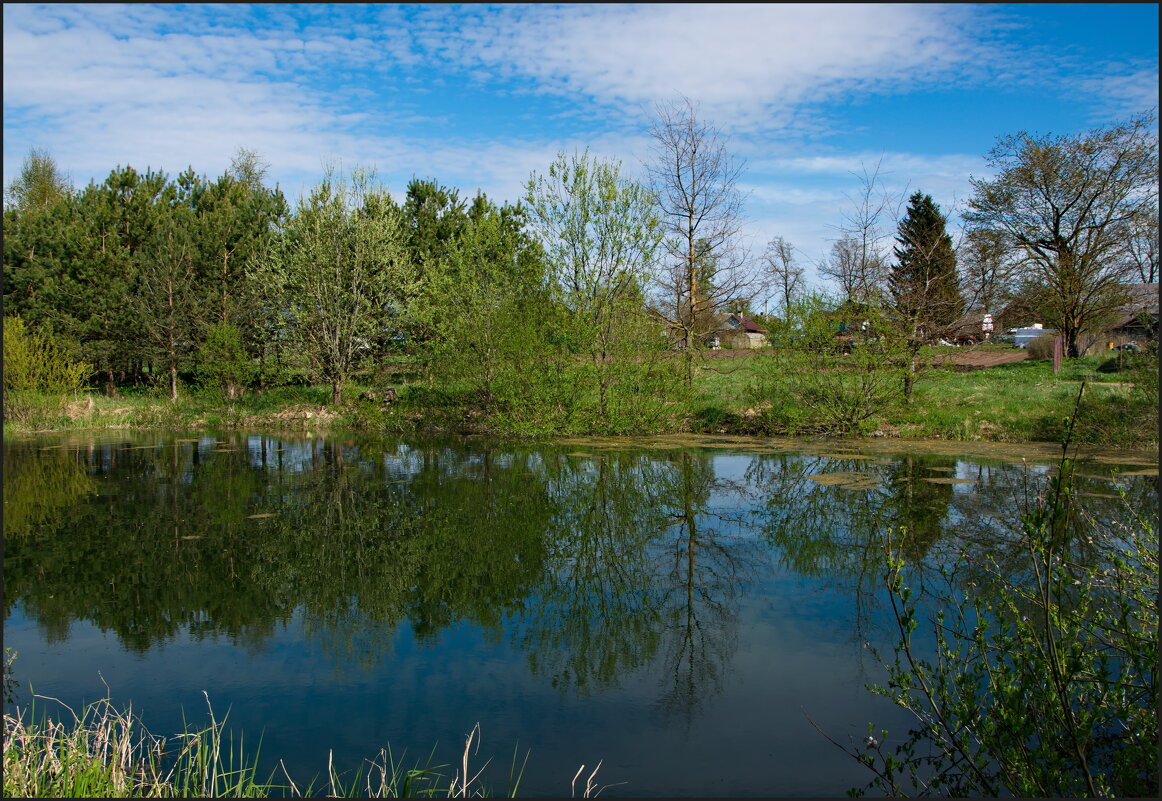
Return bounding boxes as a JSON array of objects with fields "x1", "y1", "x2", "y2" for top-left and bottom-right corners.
[
  {"x1": 1108, "y1": 282, "x2": 1159, "y2": 343},
  {"x1": 719, "y1": 314, "x2": 768, "y2": 349}
]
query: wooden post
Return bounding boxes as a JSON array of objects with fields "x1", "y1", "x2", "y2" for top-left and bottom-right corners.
[{"x1": 1052, "y1": 335, "x2": 1063, "y2": 373}]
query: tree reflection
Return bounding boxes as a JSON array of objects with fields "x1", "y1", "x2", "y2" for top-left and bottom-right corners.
[
  {"x1": 652, "y1": 450, "x2": 762, "y2": 725},
  {"x1": 517, "y1": 451, "x2": 671, "y2": 694},
  {"x1": 3, "y1": 435, "x2": 552, "y2": 668},
  {"x1": 6, "y1": 434, "x2": 1151, "y2": 728},
  {"x1": 513, "y1": 447, "x2": 767, "y2": 724}
]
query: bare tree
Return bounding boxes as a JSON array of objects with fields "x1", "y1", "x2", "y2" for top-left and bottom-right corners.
[
  {"x1": 818, "y1": 235, "x2": 887, "y2": 306},
  {"x1": 823, "y1": 159, "x2": 900, "y2": 305},
  {"x1": 966, "y1": 113, "x2": 1158, "y2": 357},
  {"x1": 645, "y1": 96, "x2": 755, "y2": 383},
  {"x1": 763, "y1": 235, "x2": 804, "y2": 318}
]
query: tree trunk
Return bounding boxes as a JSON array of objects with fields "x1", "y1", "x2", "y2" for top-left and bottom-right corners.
[
  {"x1": 332, "y1": 380, "x2": 341, "y2": 405},
  {"x1": 904, "y1": 350, "x2": 918, "y2": 403}
]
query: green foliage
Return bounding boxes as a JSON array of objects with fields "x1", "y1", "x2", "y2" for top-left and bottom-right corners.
[
  {"x1": 762, "y1": 293, "x2": 903, "y2": 435},
  {"x1": 3, "y1": 316, "x2": 92, "y2": 421},
  {"x1": 195, "y1": 321, "x2": 257, "y2": 398},
  {"x1": 257, "y1": 165, "x2": 410, "y2": 404},
  {"x1": 849, "y1": 407, "x2": 1159, "y2": 796},
  {"x1": 4, "y1": 147, "x2": 72, "y2": 213}
]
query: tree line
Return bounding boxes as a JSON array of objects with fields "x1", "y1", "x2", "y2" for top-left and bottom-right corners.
[{"x1": 4, "y1": 103, "x2": 1157, "y2": 424}]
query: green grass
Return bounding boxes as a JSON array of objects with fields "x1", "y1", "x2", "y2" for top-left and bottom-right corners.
[{"x1": 4, "y1": 349, "x2": 1156, "y2": 447}]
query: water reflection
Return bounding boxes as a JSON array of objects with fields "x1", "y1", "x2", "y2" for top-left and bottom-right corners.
[{"x1": 4, "y1": 433, "x2": 1155, "y2": 725}]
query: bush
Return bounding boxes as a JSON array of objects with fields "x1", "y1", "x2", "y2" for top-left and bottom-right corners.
[
  {"x1": 194, "y1": 321, "x2": 256, "y2": 400},
  {"x1": 1025, "y1": 331, "x2": 1057, "y2": 361},
  {"x1": 3, "y1": 316, "x2": 92, "y2": 421},
  {"x1": 841, "y1": 410, "x2": 1158, "y2": 796}
]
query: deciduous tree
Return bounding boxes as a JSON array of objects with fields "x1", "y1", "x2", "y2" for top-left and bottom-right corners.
[
  {"x1": 763, "y1": 235, "x2": 804, "y2": 319},
  {"x1": 526, "y1": 149, "x2": 666, "y2": 425},
  {"x1": 965, "y1": 113, "x2": 1158, "y2": 356},
  {"x1": 258, "y1": 165, "x2": 409, "y2": 404},
  {"x1": 646, "y1": 97, "x2": 755, "y2": 383},
  {"x1": 4, "y1": 147, "x2": 72, "y2": 213}
]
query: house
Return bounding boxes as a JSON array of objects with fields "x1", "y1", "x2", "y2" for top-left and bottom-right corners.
[
  {"x1": 1108, "y1": 282, "x2": 1159, "y2": 342},
  {"x1": 719, "y1": 313, "x2": 768, "y2": 349}
]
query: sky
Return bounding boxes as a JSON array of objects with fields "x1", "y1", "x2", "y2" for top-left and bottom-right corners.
[{"x1": 3, "y1": 3, "x2": 1158, "y2": 297}]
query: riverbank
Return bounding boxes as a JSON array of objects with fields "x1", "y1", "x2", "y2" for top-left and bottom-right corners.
[{"x1": 4, "y1": 350, "x2": 1157, "y2": 449}]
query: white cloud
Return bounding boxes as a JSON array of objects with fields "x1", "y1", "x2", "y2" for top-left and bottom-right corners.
[
  {"x1": 3, "y1": 2, "x2": 1153, "y2": 274},
  {"x1": 409, "y1": 3, "x2": 998, "y2": 132}
]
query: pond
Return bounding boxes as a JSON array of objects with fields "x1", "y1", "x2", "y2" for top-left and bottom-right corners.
[{"x1": 3, "y1": 431, "x2": 1157, "y2": 797}]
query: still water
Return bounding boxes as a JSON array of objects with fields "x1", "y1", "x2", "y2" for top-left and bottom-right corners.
[{"x1": 3, "y1": 431, "x2": 1157, "y2": 796}]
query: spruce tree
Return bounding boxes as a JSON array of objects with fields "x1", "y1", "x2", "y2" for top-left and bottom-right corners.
[
  {"x1": 888, "y1": 191, "x2": 963, "y2": 402},
  {"x1": 889, "y1": 191, "x2": 962, "y2": 338}
]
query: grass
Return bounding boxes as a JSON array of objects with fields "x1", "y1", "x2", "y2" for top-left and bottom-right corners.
[
  {"x1": 4, "y1": 347, "x2": 1156, "y2": 447},
  {"x1": 2, "y1": 691, "x2": 607, "y2": 798}
]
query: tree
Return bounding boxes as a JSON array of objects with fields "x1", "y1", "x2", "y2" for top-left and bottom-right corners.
[
  {"x1": 646, "y1": 97, "x2": 754, "y2": 383},
  {"x1": 228, "y1": 146, "x2": 270, "y2": 191},
  {"x1": 1126, "y1": 203, "x2": 1158, "y2": 284},
  {"x1": 821, "y1": 159, "x2": 897, "y2": 305},
  {"x1": 965, "y1": 113, "x2": 1158, "y2": 357},
  {"x1": 419, "y1": 195, "x2": 556, "y2": 415},
  {"x1": 258, "y1": 165, "x2": 409, "y2": 404},
  {"x1": 888, "y1": 191, "x2": 963, "y2": 401},
  {"x1": 763, "y1": 235, "x2": 804, "y2": 319},
  {"x1": 132, "y1": 169, "x2": 203, "y2": 400},
  {"x1": 526, "y1": 149, "x2": 665, "y2": 425},
  {"x1": 195, "y1": 161, "x2": 287, "y2": 326},
  {"x1": 959, "y1": 226, "x2": 1020, "y2": 315},
  {"x1": 5, "y1": 147, "x2": 72, "y2": 213}
]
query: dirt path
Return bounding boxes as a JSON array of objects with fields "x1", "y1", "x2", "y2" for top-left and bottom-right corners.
[{"x1": 940, "y1": 349, "x2": 1029, "y2": 370}]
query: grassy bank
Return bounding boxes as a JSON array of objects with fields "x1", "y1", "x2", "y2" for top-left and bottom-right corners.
[{"x1": 4, "y1": 347, "x2": 1157, "y2": 449}]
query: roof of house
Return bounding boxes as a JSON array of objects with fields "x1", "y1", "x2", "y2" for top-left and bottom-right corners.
[
  {"x1": 1112, "y1": 282, "x2": 1159, "y2": 329},
  {"x1": 727, "y1": 313, "x2": 767, "y2": 333}
]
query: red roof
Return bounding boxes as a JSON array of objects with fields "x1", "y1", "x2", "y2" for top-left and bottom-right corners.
[{"x1": 729, "y1": 314, "x2": 767, "y2": 333}]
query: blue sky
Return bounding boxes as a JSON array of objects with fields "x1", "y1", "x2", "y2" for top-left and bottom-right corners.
[{"x1": 4, "y1": 3, "x2": 1157, "y2": 294}]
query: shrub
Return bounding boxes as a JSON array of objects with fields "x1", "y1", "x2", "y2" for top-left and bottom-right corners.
[
  {"x1": 194, "y1": 321, "x2": 257, "y2": 400},
  {"x1": 838, "y1": 397, "x2": 1158, "y2": 796},
  {"x1": 1025, "y1": 331, "x2": 1057, "y2": 361},
  {"x1": 3, "y1": 316, "x2": 91, "y2": 421}
]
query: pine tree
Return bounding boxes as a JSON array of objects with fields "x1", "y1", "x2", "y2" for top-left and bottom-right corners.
[{"x1": 889, "y1": 191, "x2": 962, "y2": 338}]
